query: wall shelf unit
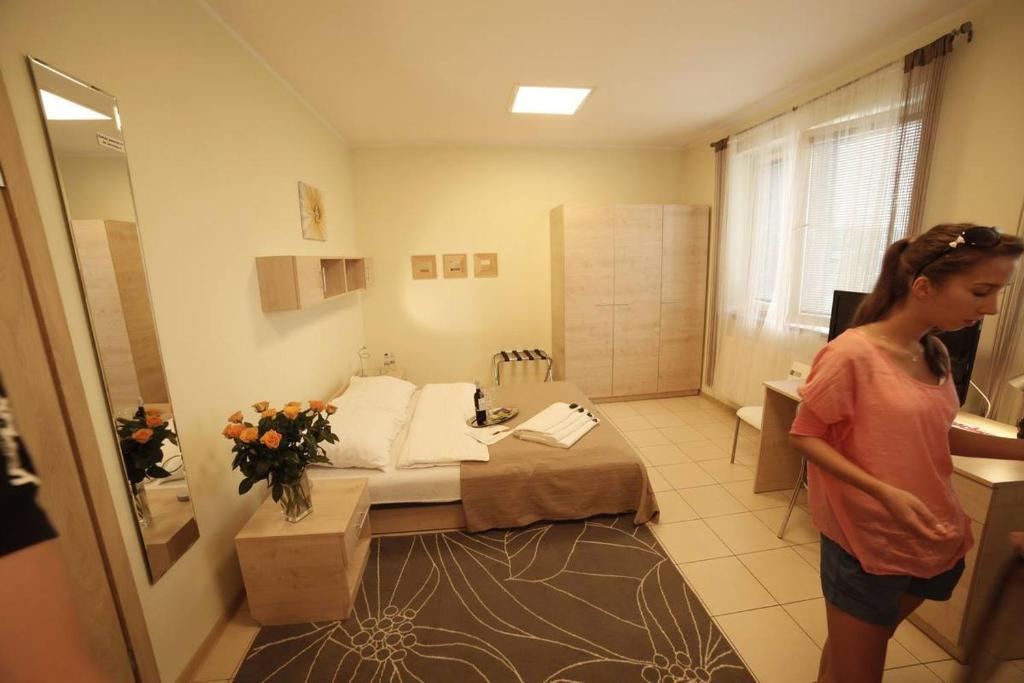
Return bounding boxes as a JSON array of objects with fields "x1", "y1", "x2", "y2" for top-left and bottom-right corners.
[{"x1": 255, "y1": 255, "x2": 366, "y2": 312}]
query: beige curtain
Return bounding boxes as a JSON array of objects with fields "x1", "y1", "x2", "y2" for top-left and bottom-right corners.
[
  {"x1": 895, "y1": 33, "x2": 956, "y2": 239},
  {"x1": 703, "y1": 137, "x2": 728, "y2": 389},
  {"x1": 986, "y1": 202, "x2": 1024, "y2": 423}
]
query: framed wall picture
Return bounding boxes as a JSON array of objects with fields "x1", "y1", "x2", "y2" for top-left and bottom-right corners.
[
  {"x1": 474, "y1": 253, "x2": 498, "y2": 278},
  {"x1": 442, "y1": 253, "x2": 468, "y2": 278},
  {"x1": 410, "y1": 255, "x2": 437, "y2": 279},
  {"x1": 298, "y1": 181, "x2": 326, "y2": 241}
]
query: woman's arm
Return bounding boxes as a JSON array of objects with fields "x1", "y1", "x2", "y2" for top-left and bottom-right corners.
[
  {"x1": 790, "y1": 434, "x2": 956, "y2": 542},
  {"x1": 949, "y1": 427, "x2": 1024, "y2": 461}
]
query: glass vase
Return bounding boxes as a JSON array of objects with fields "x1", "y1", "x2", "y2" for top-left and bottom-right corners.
[
  {"x1": 278, "y1": 470, "x2": 313, "y2": 522},
  {"x1": 132, "y1": 482, "x2": 152, "y2": 528}
]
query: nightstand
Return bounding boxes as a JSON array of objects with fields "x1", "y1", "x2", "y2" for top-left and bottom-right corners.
[{"x1": 234, "y1": 478, "x2": 371, "y2": 625}]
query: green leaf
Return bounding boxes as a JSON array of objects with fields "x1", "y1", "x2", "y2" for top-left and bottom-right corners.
[
  {"x1": 272, "y1": 482, "x2": 283, "y2": 502},
  {"x1": 238, "y1": 478, "x2": 254, "y2": 495},
  {"x1": 147, "y1": 465, "x2": 172, "y2": 478}
]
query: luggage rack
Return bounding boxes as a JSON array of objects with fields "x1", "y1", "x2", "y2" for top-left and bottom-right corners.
[{"x1": 491, "y1": 348, "x2": 554, "y2": 386}]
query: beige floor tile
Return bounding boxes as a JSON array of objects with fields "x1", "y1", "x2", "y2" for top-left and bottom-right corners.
[
  {"x1": 704, "y1": 512, "x2": 790, "y2": 554},
  {"x1": 646, "y1": 466, "x2": 673, "y2": 492},
  {"x1": 612, "y1": 415, "x2": 655, "y2": 431},
  {"x1": 678, "y1": 556, "x2": 777, "y2": 615},
  {"x1": 651, "y1": 489, "x2": 700, "y2": 524},
  {"x1": 721, "y1": 481, "x2": 791, "y2": 511},
  {"x1": 660, "y1": 397, "x2": 702, "y2": 413},
  {"x1": 676, "y1": 439, "x2": 732, "y2": 462},
  {"x1": 639, "y1": 444, "x2": 691, "y2": 466},
  {"x1": 894, "y1": 621, "x2": 952, "y2": 664},
  {"x1": 793, "y1": 542, "x2": 822, "y2": 570},
  {"x1": 754, "y1": 506, "x2": 819, "y2": 544},
  {"x1": 783, "y1": 598, "x2": 828, "y2": 646},
  {"x1": 658, "y1": 463, "x2": 717, "y2": 489},
  {"x1": 738, "y1": 548, "x2": 823, "y2": 603},
  {"x1": 694, "y1": 422, "x2": 739, "y2": 440},
  {"x1": 644, "y1": 412, "x2": 685, "y2": 427},
  {"x1": 191, "y1": 602, "x2": 260, "y2": 682},
  {"x1": 683, "y1": 410, "x2": 726, "y2": 426},
  {"x1": 678, "y1": 484, "x2": 748, "y2": 518},
  {"x1": 716, "y1": 606, "x2": 822, "y2": 683},
  {"x1": 927, "y1": 659, "x2": 1024, "y2": 682},
  {"x1": 882, "y1": 665, "x2": 943, "y2": 682},
  {"x1": 699, "y1": 459, "x2": 755, "y2": 484},
  {"x1": 651, "y1": 519, "x2": 733, "y2": 563},
  {"x1": 734, "y1": 453, "x2": 759, "y2": 469},
  {"x1": 595, "y1": 401, "x2": 639, "y2": 418},
  {"x1": 630, "y1": 400, "x2": 670, "y2": 416},
  {"x1": 658, "y1": 425, "x2": 707, "y2": 444},
  {"x1": 627, "y1": 428, "x2": 672, "y2": 447}
]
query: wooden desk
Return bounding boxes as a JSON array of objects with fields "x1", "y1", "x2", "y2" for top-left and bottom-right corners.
[
  {"x1": 235, "y1": 478, "x2": 371, "y2": 625},
  {"x1": 753, "y1": 379, "x2": 1024, "y2": 661}
]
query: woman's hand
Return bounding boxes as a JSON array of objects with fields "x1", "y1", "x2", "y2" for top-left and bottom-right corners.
[
  {"x1": 877, "y1": 485, "x2": 958, "y2": 542},
  {"x1": 1011, "y1": 532, "x2": 1024, "y2": 554}
]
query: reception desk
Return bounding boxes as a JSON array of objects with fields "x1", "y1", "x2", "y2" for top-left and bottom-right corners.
[{"x1": 753, "y1": 378, "x2": 1024, "y2": 662}]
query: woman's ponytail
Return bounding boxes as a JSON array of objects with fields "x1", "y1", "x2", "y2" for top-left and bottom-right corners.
[{"x1": 852, "y1": 238, "x2": 911, "y2": 327}]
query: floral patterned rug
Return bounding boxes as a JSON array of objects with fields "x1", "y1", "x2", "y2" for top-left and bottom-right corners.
[{"x1": 235, "y1": 515, "x2": 754, "y2": 682}]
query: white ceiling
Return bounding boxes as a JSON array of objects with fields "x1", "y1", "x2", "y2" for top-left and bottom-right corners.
[{"x1": 205, "y1": 0, "x2": 972, "y2": 149}]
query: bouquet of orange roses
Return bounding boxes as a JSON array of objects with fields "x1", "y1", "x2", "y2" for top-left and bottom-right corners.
[
  {"x1": 223, "y1": 400, "x2": 339, "y2": 520},
  {"x1": 116, "y1": 406, "x2": 178, "y2": 485}
]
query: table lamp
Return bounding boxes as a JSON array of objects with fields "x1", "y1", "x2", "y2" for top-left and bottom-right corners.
[{"x1": 1010, "y1": 372, "x2": 1024, "y2": 438}]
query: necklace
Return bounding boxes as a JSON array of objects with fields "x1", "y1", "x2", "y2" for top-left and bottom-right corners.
[{"x1": 875, "y1": 332, "x2": 922, "y2": 363}]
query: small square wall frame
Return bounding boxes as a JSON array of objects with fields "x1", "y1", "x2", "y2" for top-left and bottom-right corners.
[
  {"x1": 474, "y1": 253, "x2": 498, "y2": 278},
  {"x1": 411, "y1": 255, "x2": 436, "y2": 280},
  {"x1": 443, "y1": 253, "x2": 468, "y2": 278}
]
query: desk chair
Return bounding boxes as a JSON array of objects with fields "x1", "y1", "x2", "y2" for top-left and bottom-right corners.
[{"x1": 729, "y1": 362, "x2": 812, "y2": 464}]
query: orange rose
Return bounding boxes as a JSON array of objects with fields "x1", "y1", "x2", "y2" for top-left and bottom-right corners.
[
  {"x1": 261, "y1": 408, "x2": 276, "y2": 419},
  {"x1": 239, "y1": 427, "x2": 258, "y2": 443},
  {"x1": 228, "y1": 410, "x2": 243, "y2": 423},
  {"x1": 221, "y1": 423, "x2": 242, "y2": 440},
  {"x1": 252, "y1": 400, "x2": 269, "y2": 412},
  {"x1": 145, "y1": 415, "x2": 164, "y2": 428},
  {"x1": 145, "y1": 407, "x2": 162, "y2": 417},
  {"x1": 309, "y1": 400, "x2": 325, "y2": 412},
  {"x1": 260, "y1": 430, "x2": 282, "y2": 449},
  {"x1": 132, "y1": 428, "x2": 154, "y2": 444},
  {"x1": 284, "y1": 401, "x2": 301, "y2": 407},
  {"x1": 282, "y1": 405, "x2": 301, "y2": 420},
  {"x1": 325, "y1": 404, "x2": 337, "y2": 415}
]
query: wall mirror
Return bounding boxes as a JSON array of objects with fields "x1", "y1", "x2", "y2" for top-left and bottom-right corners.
[{"x1": 28, "y1": 57, "x2": 198, "y2": 582}]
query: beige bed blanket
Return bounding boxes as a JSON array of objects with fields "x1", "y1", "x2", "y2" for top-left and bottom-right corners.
[{"x1": 460, "y1": 381, "x2": 659, "y2": 532}]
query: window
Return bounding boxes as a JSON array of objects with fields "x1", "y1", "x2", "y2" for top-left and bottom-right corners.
[{"x1": 791, "y1": 116, "x2": 922, "y2": 325}]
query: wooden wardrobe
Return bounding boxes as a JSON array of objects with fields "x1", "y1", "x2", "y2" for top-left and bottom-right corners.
[{"x1": 551, "y1": 204, "x2": 709, "y2": 400}]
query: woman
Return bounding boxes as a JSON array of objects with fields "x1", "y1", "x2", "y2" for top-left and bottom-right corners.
[{"x1": 788, "y1": 223, "x2": 1024, "y2": 683}]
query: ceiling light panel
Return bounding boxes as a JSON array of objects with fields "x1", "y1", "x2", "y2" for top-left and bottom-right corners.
[{"x1": 510, "y1": 86, "x2": 592, "y2": 115}]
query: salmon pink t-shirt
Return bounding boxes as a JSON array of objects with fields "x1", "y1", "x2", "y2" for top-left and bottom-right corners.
[{"x1": 789, "y1": 328, "x2": 973, "y2": 577}]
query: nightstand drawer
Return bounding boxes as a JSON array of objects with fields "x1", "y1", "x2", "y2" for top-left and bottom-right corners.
[{"x1": 343, "y1": 484, "x2": 370, "y2": 565}]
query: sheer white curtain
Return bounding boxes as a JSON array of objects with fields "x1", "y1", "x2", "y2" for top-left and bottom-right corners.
[{"x1": 710, "y1": 63, "x2": 913, "y2": 407}]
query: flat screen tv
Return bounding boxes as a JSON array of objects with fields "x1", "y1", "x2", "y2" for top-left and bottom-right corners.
[{"x1": 827, "y1": 290, "x2": 981, "y2": 405}]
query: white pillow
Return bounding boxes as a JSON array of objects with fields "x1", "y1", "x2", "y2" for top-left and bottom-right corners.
[
  {"x1": 337, "y1": 375, "x2": 416, "y2": 416},
  {"x1": 321, "y1": 402, "x2": 406, "y2": 470}
]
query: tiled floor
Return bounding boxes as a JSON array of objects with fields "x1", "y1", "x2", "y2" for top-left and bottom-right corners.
[
  {"x1": 605, "y1": 394, "x2": 1024, "y2": 683},
  {"x1": 191, "y1": 393, "x2": 1024, "y2": 682}
]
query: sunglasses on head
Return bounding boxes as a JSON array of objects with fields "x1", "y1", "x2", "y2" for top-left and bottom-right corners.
[{"x1": 913, "y1": 226, "x2": 1002, "y2": 279}]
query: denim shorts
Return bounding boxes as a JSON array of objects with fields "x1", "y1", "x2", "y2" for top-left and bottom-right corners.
[{"x1": 820, "y1": 535, "x2": 965, "y2": 627}]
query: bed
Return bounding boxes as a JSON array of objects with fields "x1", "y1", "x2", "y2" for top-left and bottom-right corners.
[{"x1": 310, "y1": 380, "x2": 659, "y2": 534}]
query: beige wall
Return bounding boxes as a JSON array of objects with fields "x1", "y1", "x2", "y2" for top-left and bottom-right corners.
[
  {"x1": 685, "y1": 0, "x2": 1023, "y2": 416},
  {"x1": 1, "y1": 1, "x2": 364, "y2": 680},
  {"x1": 353, "y1": 146, "x2": 689, "y2": 385}
]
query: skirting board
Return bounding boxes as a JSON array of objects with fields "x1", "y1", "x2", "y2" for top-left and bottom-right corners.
[
  {"x1": 592, "y1": 389, "x2": 699, "y2": 403},
  {"x1": 176, "y1": 588, "x2": 246, "y2": 683}
]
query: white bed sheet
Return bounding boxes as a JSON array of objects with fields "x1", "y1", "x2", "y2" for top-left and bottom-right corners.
[{"x1": 308, "y1": 390, "x2": 461, "y2": 505}]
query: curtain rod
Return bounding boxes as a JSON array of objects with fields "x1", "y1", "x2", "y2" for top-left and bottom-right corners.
[{"x1": 711, "y1": 21, "x2": 972, "y2": 149}]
